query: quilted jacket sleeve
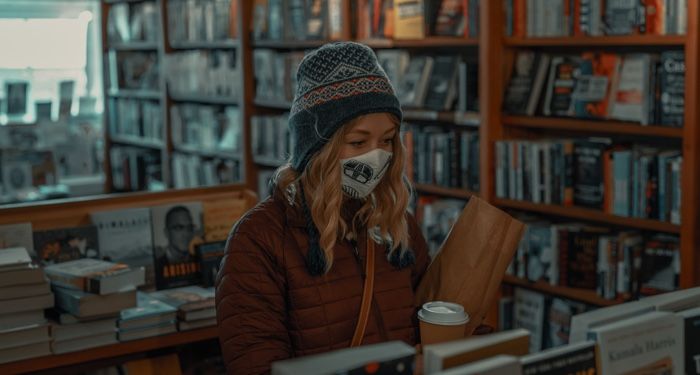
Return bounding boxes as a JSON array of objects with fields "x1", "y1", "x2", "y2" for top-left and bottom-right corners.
[{"x1": 215, "y1": 225, "x2": 292, "y2": 375}]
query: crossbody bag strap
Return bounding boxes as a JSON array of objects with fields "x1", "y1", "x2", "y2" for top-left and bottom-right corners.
[{"x1": 350, "y1": 237, "x2": 376, "y2": 347}]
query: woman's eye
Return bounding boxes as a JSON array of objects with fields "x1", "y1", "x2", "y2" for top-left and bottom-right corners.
[
  {"x1": 383, "y1": 138, "x2": 394, "y2": 145},
  {"x1": 349, "y1": 141, "x2": 365, "y2": 147}
]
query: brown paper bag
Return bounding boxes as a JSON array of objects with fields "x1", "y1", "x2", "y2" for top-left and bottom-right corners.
[{"x1": 415, "y1": 196, "x2": 525, "y2": 336}]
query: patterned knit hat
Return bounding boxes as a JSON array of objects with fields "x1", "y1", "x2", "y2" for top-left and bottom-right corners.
[{"x1": 289, "y1": 41, "x2": 403, "y2": 172}]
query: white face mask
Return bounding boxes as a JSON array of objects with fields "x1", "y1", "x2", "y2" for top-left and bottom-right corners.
[{"x1": 340, "y1": 149, "x2": 393, "y2": 199}]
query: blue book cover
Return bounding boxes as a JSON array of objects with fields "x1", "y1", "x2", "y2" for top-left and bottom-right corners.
[{"x1": 120, "y1": 291, "x2": 177, "y2": 322}]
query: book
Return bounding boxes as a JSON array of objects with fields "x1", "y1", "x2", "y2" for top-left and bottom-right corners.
[
  {"x1": 643, "y1": 286, "x2": 700, "y2": 312},
  {"x1": 52, "y1": 331, "x2": 118, "y2": 354},
  {"x1": 504, "y1": 52, "x2": 551, "y2": 116},
  {"x1": 569, "y1": 299, "x2": 654, "y2": 343},
  {"x1": 0, "y1": 282, "x2": 50, "y2": 301},
  {"x1": 543, "y1": 55, "x2": 580, "y2": 117},
  {"x1": 119, "y1": 291, "x2": 177, "y2": 330},
  {"x1": 52, "y1": 286, "x2": 136, "y2": 319},
  {"x1": 543, "y1": 297, "x2": 587, "y2": 349},
  {"x1": 520, "y1": 340, "x2": 597, "y2": 375},
  {"x1": 272, "y1": 341, "x2": 415, "y2": 375},
  {"x1": 151, "y1": 202, "x2": 204, "y2": 290},
  {"x1": 588, "y1": 310, "x2": 684, "y2": 374},
  {"x1": 572, "y1": 52, "x2": 620, "y2": 119},
  {"x1": 658, "y1": 50, "x2": 684, "y2": 127},
  {"x1": 0, "y1": 340, "x2": 51, "y2": 365},
  {"x1": 609, "y1": 54, "x2": 652, "y2": 124},
  {"x1": 423, "y1": 328, "x2": 530, "y2": 373},
  {"x1": 394, "y1": 0, "x2": 425, "y2": 39},
  {"x1": 33, "y1": 226, "x2": 99, "y2": 265},
  {"x1": 0, "y1": 310, "x2": 46, "y2": 331},
  {"x1": 46, "y1": 308, "x2": 119, "y2": 325},
  {"x1": 574, "y1": 138, "x2": 610, "y2": 209},
  {"x1": 91, "y1": 207, "x2": 156, "y2": 288},
  {"x1": 397, "y1": 56, "x2": 434, "y2": 108},
  {"x1": 118, "y1": 321, "x2": 177, "y2": 341},
  {"x1": 177, "y1": 318, "x2": 216, "y2": 331},
  {"x1": 196, "y1": 241, "x2": 226, "y2": 287},
  {"x1": 433, "y1": 355, "x2": 521, "y2": 375},
  {"x1": 639, "y1": 235, "x2": 680, "y2": 295},
  {"x1": 0, "y1": 223, "x2": 35, "y2": 259},
  {"x1": 0, "y1": 324, "x2": 50, "y2": 350},
  {"x1": 513, "y1": 288, "x2": 546, "y2": 352},
  {"x1": 433, "y1": 0, "x2": 467, "y2": 36},
  {"x1": 149, "y1": 285, "x2": 215, "y2": 320},
  {"x1": 0, "y1": 247, "x2": 32, "y2": 272},
  {"x1": 424, "y1": 55, "x2": 460, "y2": 111},
  {"x1": 678, "y1": 306, "x2": 700, "y2": 375},
  {"x1": 44, "y1": 258, "x2": 145, "y2": 295},
  {"x1": 52, "y1": 317, "x2": 116, "y2": 342},
  {"x1": 0, "y1": 293, "x2": 53, "y2": 315}
]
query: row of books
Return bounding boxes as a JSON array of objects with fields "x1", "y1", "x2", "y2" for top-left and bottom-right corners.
[
  {"x1": 252, "y1": 0, "x2": 345, "y2": 41},
  {"x1": 172, "y1": 153, "x2": 242, "y2": 190},
  {"x1": 164, "y1": 50, "x2": 240, "y2": 99},
  {"x1": 253, "y1": 49, "x2": 304, "y2": 105},
  {"x1": 415, "y1": 197, "x2": 465, "y2": 255},
  {"x1": 106, "y1": 1, "x2": 160, "y2": 44},
  {"x1": 505, "y1": 0, "x2": 687, "y2": 37},
  {"x1": 107, "y1": 51, "x2": 160, "y2": 92},
  {"x1": 271, "y1": 287, "x2": 700, "y2": 374},
  {"x1": 170, "y1": 104, "x2": 242, "y2": 153},
  {"x1": 405, "y1": 125, "x2": 480, "y2": 192},
  {"x1": 0, "y1": 197, "x2": 244, "y2": 292},
  {"x1": 377, "y1": 51, "x2": 479, "y2": 112},
  {"x1": 355, "y1": 0, "x2": 480, "y2": 40},
  {"x1": 495, "y1": 139, "x2": 682, "y2": 223},
  {"x1": 251, "y1": 115, "x2": 291, "y2": 166},
  {"x1": 509, "y1": 218, "x2": 680, "y2": 300},
  {"x1": 109, "y1": 146, "x2": 163, "y2": 192},
  {"x1": 108, "y1": 98, "x2": 163, "y2": 143},
  {"x1": 504, "y1": 51, "x2": 685, "y2": 127},
  {"x1": 167, "y1": 0, "x2": 238, "y2": 44}
]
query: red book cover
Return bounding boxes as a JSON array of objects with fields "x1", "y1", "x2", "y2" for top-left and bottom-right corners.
[{"x1": 645, "y1": 0, "x2": 665, "y2": 35}]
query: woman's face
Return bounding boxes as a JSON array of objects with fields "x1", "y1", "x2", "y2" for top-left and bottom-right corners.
[{"x1": 339, "y1": 113, "x2": 397, "y2": 159}]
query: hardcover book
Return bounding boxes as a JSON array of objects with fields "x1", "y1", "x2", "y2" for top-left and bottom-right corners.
[
  {"x1": 119, "y1": 291, "x2": 177, "y2": 330},
  {"x1": 0, "y1": 247, "x2": 32, "y2": 272},
  {"x1": 44, "y1": 258, "x2": 145, "y2": 295},
  {"x1": 423, "y1": 55, "x2": 460, "y2": 111},
  {"x1": 520, "y1": 341, "x2": 597, "y2": 375},
  {"x1": 149, "y1": 285, "x2": 215, "y2": 318},
  {"x1": 434, "y1": 355, "x2": 520, "y2": 375},
  {"x1": 658, "y1": 51, "x2": 685, "y2": 127},
  {"x1": 514, "y1": 288, "x2": 546, "y2": 352},
  {"x1": 679, "y1": 306, "x2": 700, "y2": 375},
  {"x1": 33, "y1": 226, "x2": 100, "y2": 265},
  {"x1": 504, "y1": 52, "x2": 551, "y2": 116},
  {"x1": 543, "y1": 56, "x2": 580, "y2": 117},
  {"x1": 52, "y1": 286, "x2": 136, "y2": 319},
  {"x1": 196, "y1": 241, "x2": 226, "y2": 287}
]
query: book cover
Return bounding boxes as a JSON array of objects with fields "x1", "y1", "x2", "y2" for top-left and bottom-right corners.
[
  {"x1": 514, "y1": 288, "x2": 546, "y2": 352},
  {"x1": 569, "y1": 299, "x2": 653, "y2": 343},
  {"x1": 566, "y1": 228, "x2": 603, "y2": 290},
  {"x1": 149, "y1": 285, "x2": 215, "y2": 312},
  {"x1": 525, "y1": 223, "x2": 555, "y2": 284},
  {"x1": 679, "y1": 306, "x2": 700, "y2": 375},
  {"x1": 571, "y1": 52, "x2": 620, "y2": 119},
  {"x1": 639, "y1": 235, "x2": 680, "y2": 295},
  {"x1": 589, "y1": 311, "x2": 684, "y2": 374},
  {"x1": 520, "y1": 341, "x2": 597, "y2": 375},
  {"x1": 286, "y1": 0, "x2": 307, "y2": 40},
  {"x1": 44, "y1": 258, "x2": 145, "y2": 295},
  {"x1": 573, "y1": 139, "x2": 610, "y2": 209},
  {"x1": 33, "y1": 226, "x2": 99, "y2": 265},
  {"x1": 52, "y1": 286, "x2": 136, "y2": 319},
  {"x1": 0, "y1": 223, "x2": 35, "y2": 260},
  {"x1": 196, "y1": 241, "x2": 226, "y2": 288},
  {"x1": 543, "y1": 56, "x2": 579, "y2": 117},
  {"x1": 543, "y1": 297, "x2": 587, "y2": 349},
  {"x1": 394, "y1": 0, "x2": 425, "y2": 39},
  {"x1": 658, "y1": 51, "x2": 685, "y2": 127},
  {"x1": 604, "y1": 0, "x2": 645, "y2": 35},
  {"x1": 424, "y1": 55, "x2": 460, "y2": 111},
  {"x1": 397, "y1": 56, "x2": 434, "y2": 108},
  {"x1": 91, "y1": 207, "x2": 155, "y2": 289},
  {"x1": 504, "y1": 52, "x2": 550, "y2": 116},
  {"x1": 151, "y1": 202, "x2": 204, "y2": 290},
  {"x1": 609, "y1": 54, "x2": 652, "y2": 124},
  {"x1": 434, "y1": 355, "x2": 521, "y2": 375},
  {"x1": 0, "y1": 247, "x2": 32, "y2": 271},
  {"x1": 433, "y1": 0, "x2": 466, "y2": 36}
]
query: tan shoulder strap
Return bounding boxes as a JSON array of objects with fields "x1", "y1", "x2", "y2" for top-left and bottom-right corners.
[{"x1": 350, "y1": 237, "x2": 376, "y2": 347}]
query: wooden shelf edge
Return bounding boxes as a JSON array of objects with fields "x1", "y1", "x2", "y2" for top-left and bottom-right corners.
[
  {"x1": 251, "y1": 39, "x2": 329, "y2": 49},
  {"x1": 502, "y1": 275, "x2": 623, "y2": 306},
  {"x1": 504, "y1": 35, "x2": 687, "y2": 46},
  {"x1": 414, "y1": 184, "x2": 476, "y2": 199},
  {"x1": 494, "y1": 199, "x2": 681, "y2": 234},
  {"x1": 503, "y1": 116, "x2": 684, "y2": 138},
  {"x1": 360, "y1": 37, "x2": 479, "y2": 48},
  {"x1": 0, "y1": 327, "x2": 218, "y2": 373}
]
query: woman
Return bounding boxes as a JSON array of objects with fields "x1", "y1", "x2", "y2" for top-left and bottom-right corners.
[{"x1": 215, "y1": 42, "x2": 431, "y2": 374}]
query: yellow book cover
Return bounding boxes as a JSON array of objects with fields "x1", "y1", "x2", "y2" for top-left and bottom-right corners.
[{"x1": 394, "y1": 0, "x2": 425, "y2": 39}]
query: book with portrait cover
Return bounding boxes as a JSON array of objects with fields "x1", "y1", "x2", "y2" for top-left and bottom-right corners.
[
  {"x1": 150, "y1": 202, "x2": 203, "y2": 290},
  {"x1": 33, "y1": 226, "x2": 99, "y2": 265}
]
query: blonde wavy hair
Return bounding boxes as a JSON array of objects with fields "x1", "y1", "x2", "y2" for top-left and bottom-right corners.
[{"x1": 273, "y1": 115, "x2": 412, "y2": 273}]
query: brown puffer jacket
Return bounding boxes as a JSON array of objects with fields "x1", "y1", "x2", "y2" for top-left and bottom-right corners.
[{"x1": 215, "y1": 191, "x2": 431, "y2": 375}]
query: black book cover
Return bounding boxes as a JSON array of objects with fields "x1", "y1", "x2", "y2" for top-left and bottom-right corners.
[
  {"x1": 574, "y1": 139, "x2": 610, "y2": 209},
  {"x1": 196, "y1": 241, "x2": 226, "y2": 288},
  {"x1": 503, "y1": 52, "x2": 540, "y2": 115},
  {"x1": 523, "y1": 341, "x2": 597, "y2": 374},
  {"x1": 566, "y1": 230, "x2": 600, "y2": 290},
  {"x1": 645, "y1": 155, "x2": 659, "y2": 219},
  {"x1": 423, "y1": 55, "x2": 459, "y2": 111},
  {"x1": 639, "y1": 237, "x2": 679, "y2": 295},
  {"x1": 684, "y1": 311, "x2": 700, "y2": 375},
  {"x1": 659, "y1": 51, "x2": 685, "y2": 127}
]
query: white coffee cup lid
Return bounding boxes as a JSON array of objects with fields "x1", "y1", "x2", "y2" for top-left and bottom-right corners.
[{"x1": 418, "y1": 301, "x2": 470, "y2": 326}]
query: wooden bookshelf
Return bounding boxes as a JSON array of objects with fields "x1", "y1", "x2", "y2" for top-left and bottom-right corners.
[
  {"x1": 0, "y1": 327, "x2": 218, "y2": 374},
  {"x1": 169, "y1": 93, "x2": 239, "y2": 106},
  {"x1": 360, "y1": 37, "x2": 479, "y2": 49},
  {"x1": 504, "y1": 35, "x2": 687, "y2": 47},
  {"x1": 503, "y1": 116, "x2": 685, "y2": 138},
  {"x1": 494, "y1": 198, "x2": 681, "y2": 234},
  {"x1": 414, "y1": 184, "x2": 476, "y2": 200},
  {"x1": 169, "y1": 40, "x2": 239, "y2": 50},
  {"x1": 502, "y1": 275, "x2": 623, "y2": 307},
  {"x1": 110, "y1": 134, "x2": 165, "y2": 150}
]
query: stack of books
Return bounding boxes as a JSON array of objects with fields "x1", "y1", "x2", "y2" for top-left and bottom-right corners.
[
  {"x1": 44, "y1": 258, "x2": 145, "y2": 352},
  {"x1": 150, "y1": 286, "x2": 216, "y2": 331},
  {"x1": 0, "y1": 247, "x2": 53, "y2": 363},
  {"x1": 118, "y1": 291, "x2": 177, "y2": 341}
]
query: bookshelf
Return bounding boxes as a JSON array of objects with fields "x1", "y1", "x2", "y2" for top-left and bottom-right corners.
[{"x1": 482, "y1": 0, "x2": 700, "y2": 309}]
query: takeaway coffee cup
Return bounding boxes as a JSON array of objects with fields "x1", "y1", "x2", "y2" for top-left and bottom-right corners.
[{"x1": 417, "y1": 301, "x2": 470, "y2": 345}]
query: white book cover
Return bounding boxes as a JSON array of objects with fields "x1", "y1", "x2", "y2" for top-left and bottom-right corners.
[
  {"x1": 609, "y1": 54, "x2": 651, "y2": 124},
  {"x1": 514, "y1": 288, "x2": 546, "y2": 352},
  {"x1": 0, "y1": 223, "x2": 35, "y2": 259},
  {"x1": 91, "y1": 208, "x2": 155, "y2": 287},
  {"x1": 435, "y1": 355, "x2": 521, "y2": 375},
  {"x1": 0, "y1": 247, "x2": 31, "y2": 270},
  {"x1": 589, "y1": 311, "x2": 684, "y2": 374},
  {"x1": 569, "y1": 299, "x2": 654, "y2": 343}
]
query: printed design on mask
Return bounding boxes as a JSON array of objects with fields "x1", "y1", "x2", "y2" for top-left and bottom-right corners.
[
  {"x1": 291, "y1": 76, "x2": 394, "y2": 116},
  {"x1": 342, "y1": 159, "x2": 374, "y2": 185},
  {"x1": 340, "y1": 149, "x2": 393, "y2": 199},
  {"x1": 342, "y1": 185, "x2": 361, "y2": 199}
]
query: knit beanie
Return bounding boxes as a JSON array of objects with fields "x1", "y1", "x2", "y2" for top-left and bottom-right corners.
[{"x1": 288, "y1": 41, "x2": 403, "y2": 172}]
